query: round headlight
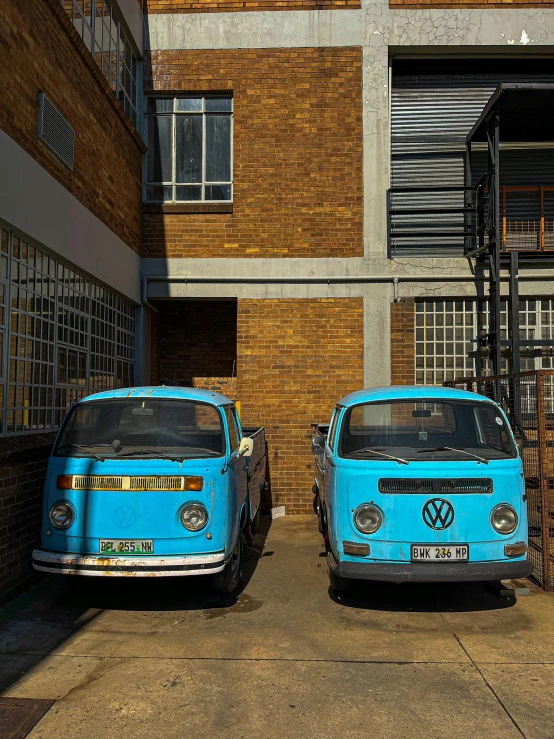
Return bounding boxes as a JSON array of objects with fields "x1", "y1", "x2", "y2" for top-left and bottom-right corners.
[
  {"x1": 49, "y1": 501, "x2": 75, "y2": 530},
  {"x1": 491, "y1": 504, "x2": 518, "y2": 535},
  {"x1": 354, "y1": 504, "x2": 383, "y2": 534},
  {"x1": 180, "y1": 503, "x2": 208, "y2": 532}
]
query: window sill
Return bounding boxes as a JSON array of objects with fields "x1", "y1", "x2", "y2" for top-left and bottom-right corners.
[{"x1": 143, "y1": 203, "x2": 233, "y2": 214}]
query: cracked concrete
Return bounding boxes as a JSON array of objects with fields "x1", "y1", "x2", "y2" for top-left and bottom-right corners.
[{"x1": 1, "y1": 517, "x2": 553, "y2": 738}]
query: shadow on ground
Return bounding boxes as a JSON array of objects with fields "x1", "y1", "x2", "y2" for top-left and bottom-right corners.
[{"x1": 329, "y1": 578, "x2": 518, "y2": 613}]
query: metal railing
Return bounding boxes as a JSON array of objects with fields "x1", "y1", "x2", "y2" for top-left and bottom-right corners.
[
  {"x1": 388, "y1": 183, "x2": 554, "y2": 255},
  {"x1": 446, "y1": 370, "x2": 554, "y2": 591}
]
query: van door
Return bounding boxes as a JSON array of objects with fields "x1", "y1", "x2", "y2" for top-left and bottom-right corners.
[{"x1": 224, "y1": 406, "x2": 248, "y2": 516}]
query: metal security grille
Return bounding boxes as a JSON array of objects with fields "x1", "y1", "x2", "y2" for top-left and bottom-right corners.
[
  {"x1": 390, "y1": 64, "x2": 554, "y2": 255},
  {"x1": 378, "y1": 479, "x2": 493, "y2": 495},
  {"x1": 415, "y1": 298, "x2": 554, "y2": 386},
  {"x1": 72, "y1": 476, "x2": 185, "y2": 491},
  {"x1": 61, "y1": 0, "x2": 138, "y2": 125},
  {"x1": 0, "y1": 221, "x2": 135, "y2": 436},
  {"x1": 37, "y1": 94, "x2": 75, "y2": 170}
]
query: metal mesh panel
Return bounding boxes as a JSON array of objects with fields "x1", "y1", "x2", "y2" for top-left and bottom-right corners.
[
  {"x1": 378, "y1": 478, "x2": 493, "y2": 495},
  {"x1": 72, "y1": 476, "x2": 185, "y2": 491},
  {"x1": 448, "y1": 371, "x2": 554, "y2": 591}
]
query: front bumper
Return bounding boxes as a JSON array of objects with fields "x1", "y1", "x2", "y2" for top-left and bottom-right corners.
[
  {"x1": 328, "y1": 552, "x2": 533, "y2": 584},
  {"x1": 32, "y1": 549, "x2": 226, "y2": 577}
]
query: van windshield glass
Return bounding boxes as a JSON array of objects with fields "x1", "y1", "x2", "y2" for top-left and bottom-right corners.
[
  {"x1": 339, "y1": 400, "x2": 516, "y2": 461},
  {"x1": 54, "y1": 399, "x2": 225, "y2": 459}
]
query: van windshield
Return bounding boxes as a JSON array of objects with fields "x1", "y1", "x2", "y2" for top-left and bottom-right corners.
[
  {"x1": 339, "y1": 400, "x2": 516, "y2": 461},
  {"x1": 54, "y1": 399, "x2": 225, "y2": 459}
]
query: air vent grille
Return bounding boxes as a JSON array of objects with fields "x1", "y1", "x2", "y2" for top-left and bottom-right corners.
[
  {"x1": 38, "y1": 93, "x2": 74, "y2": 170},
  {"x1": 72, "y1": 476, "x2": 185, "y2": 491},
  {"x1": 378, "y1": 478, "x2": 493, "y2": 495}
]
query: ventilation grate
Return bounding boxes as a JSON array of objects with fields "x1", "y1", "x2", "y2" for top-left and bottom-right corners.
[
  {"x1": 37, "y1": 93, "x2": 74, "y2": 170},
  {"x1": 72, "y1": 475, "x2": 185, "y2": 491},
  {"x1": 378, "y1": 478, "x2": 493, "y2": 495}
]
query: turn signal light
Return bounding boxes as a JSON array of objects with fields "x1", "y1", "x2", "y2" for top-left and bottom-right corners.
[
  {"x1": 504, "y1": 542, "x2": 527, "y2": 557},
  {"x1": 343, "y1": 541, "x2": 370, "y2": 557},
  {"x1": 57, "y1": 475, "x2": 73, "y2": 490},
  {"x1": 185, "y1": 476, "x2": 203, "y2": 492}
]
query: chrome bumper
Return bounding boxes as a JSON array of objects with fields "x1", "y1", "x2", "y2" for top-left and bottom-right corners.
[{"x1": 32, "y1": 549, "x2": 226, "y2": 577}]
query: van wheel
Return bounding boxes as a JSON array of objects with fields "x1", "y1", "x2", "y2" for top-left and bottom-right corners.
[
  {"x1": 329, "y1": 568, "x2": 350, "y2": 594},
  {"x1": 213, "y1": 534, "x2": 244, "y2": 594},
  {"x1": 317, "y1": 499, "x2": 327, "y2": 535}
]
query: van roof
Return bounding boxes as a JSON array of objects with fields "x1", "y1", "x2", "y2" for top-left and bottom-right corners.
[
  {"x1": 338, "y1": 385, "x2": 495, "y2": 407},
  {"x1": 78, "y1": 386, "x2": 233, "y2": 407}
]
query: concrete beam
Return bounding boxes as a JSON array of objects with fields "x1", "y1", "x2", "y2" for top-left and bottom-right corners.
[{"x1": 0, "y1": 130, "x2": 141, "y2": 303}]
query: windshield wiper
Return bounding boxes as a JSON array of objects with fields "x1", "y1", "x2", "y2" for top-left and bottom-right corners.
[
  {"x1": 348, "y1": 448, "x2": 409, "y2": 465},
  {"x1": 416, "y1": 446, "x2": 489, "y2": 465},
  {"x1": 115, "y1": 450, "x2": 185, "y2": 461},
  {"x1": 59, "y1": 444, "x2": 105, "y2": 462}
]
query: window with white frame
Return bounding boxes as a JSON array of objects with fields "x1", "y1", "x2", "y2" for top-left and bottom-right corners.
[
  {"x1": 415, "y1": 298, "x2": 554, "y2": 385},
  {"x1": 62, "y1": 0, "x2": 138, "y2": 125},
  {"x1": 0, "y1": 222, "x2": 136, "y2": 436},
  {"x1": 145, "y1": 97, "x2": 233, "y2": 203}
]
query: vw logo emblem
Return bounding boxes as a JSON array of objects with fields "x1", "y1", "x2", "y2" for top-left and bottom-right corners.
[
  {"x1": 422, "y1": 498, "x2": 454, "y2": 530},
  {"x1": 114, "y1": 505, "x2": 135, "y2": 529}
]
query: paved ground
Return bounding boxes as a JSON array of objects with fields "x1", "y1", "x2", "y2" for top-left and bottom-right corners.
[{"x1": 1, "y1": 516, "x2": 553, "y2": 739}]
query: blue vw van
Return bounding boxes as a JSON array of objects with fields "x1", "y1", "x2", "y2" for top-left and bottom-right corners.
[
  {"x1": 33, "y1": 387, "x2": 266, "y2": 593},
  {"x1": 312, "y1": 386, "x2": 532, "y2": 592}
]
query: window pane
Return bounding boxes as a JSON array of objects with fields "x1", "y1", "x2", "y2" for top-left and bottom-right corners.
[
  {"x1": 147, "y1": 98, "x2": 173, "y2": 113},
  {"x1": 147, "y1": 116, "x2": 172, "y2": 182},
  {"x1": 205, "y1": 185, "x2": 231, "y2": 201},
  {"x1": 175, "y1": 116, "x2": 202, "y2": 183},
  {"x1": 205, "y1": 98, "x2": 232, "y2": 113},
  {"x1": 146, "y1": 186, "x2": 172, "y2": 202},
  {"x1": 175, "y1": 186, "x2": 202, "y2": 202},
  {"x1": 176, "y1": 98, "x2": 202, "y2": 112},
  {"x1": 206, "y1": 115, "x2": 231, "y2": 182}
]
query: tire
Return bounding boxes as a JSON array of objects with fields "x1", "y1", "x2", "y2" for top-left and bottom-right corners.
[
  {"x1": 328, "y1": 567, "x2": 350, "y2": 594},
  {"x1": 213, "y1": 534, "x2": 244, "y2": 594},
  {"x1": 317, "y1": 499, "x2": 327, "y2": 536}
]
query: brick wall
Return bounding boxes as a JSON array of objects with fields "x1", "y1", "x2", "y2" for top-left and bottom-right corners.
[
  {"x1": 390, "y1": 300, "x2": 415, "y2": 385},
  {"x1": 0, "y1": 436, "x2": 55, "y2": 603},
  {"x1": 236, "y1": 298, "x2": 364, "y2": 513},
  {"x1": 0, "y1": 0, "x2": 144, "y2": 253},
  {"x1": 156, "y1": 300, "x2": 237, "y2": 385},
  {"x1": 192, "y1": 377, "x2": 237, "y2": 401},
  {"x1": 143, "y1": 48, "x2": 363, "y2": 259},
  {"x1": 146, "y1": 0, "x2": 359, "y2": 13}
]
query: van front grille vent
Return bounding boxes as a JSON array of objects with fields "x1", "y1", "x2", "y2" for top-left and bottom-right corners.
[
  {"x1": 72, "y1": 476, "x2": 185, "y2": 491},
  {"x1": 378, "y1": 478, "x2": 493, "y2": 495},
  {"x1": 38, "y1": 93, "x2": 75, "y2": 170}
]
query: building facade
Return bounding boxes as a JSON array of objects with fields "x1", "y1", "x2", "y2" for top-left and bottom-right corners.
[{"x1": 1, "y1": 0, "x2": 554, "y2": 598}]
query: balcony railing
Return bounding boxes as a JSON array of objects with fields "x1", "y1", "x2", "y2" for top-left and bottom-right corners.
[{"x1": 388, "y1": 184, "x2": 554, "y2": 256}]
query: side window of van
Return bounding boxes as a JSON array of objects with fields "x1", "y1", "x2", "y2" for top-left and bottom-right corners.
[
  {"x1": 224, "y1": 406, "x2": 240, "y2": 452},
  {"x1": 327, "y1": 408, "x2": 339, "y2": 453}
]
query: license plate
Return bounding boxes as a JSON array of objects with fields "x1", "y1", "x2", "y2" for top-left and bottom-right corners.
[
  {"x1": 411, "y1": 544, "x2": 469, "y2": 562},
  {"x1": 99, "y1": 540, "x2": 154, "y2": 554}
]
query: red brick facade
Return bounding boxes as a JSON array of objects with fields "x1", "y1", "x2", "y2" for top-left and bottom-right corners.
[
  {"x1": 390, "y1": 300, "x2": 415, "y2": 386},
  {"x1": 156, "y1": 300, "x2": 237, "y2": 385},
  {"x1": 237, "y1": 298, "x2": 364, "y2": 513},
  {"x1": 0, "y1": 0, "x2": 144, "y2": 253},
  {"x1": 143, "y1": 47, "x2": 363, "y2": 259},
  {"x1": 146, "y1": 0, "x2": 359, "y2": 14}
]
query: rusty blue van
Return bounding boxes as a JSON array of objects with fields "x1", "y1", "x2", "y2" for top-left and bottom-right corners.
[{"x1": 33, "y1": 387, "x2": 266, "y2": 592}]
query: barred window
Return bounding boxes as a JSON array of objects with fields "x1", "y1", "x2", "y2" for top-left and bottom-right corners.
[
  {"x1": 145, "y1": 97, "x2": 233, "y2": 203},
  {"x1": 415, "y1": 298, "x2": 554, "y2": 385},
  {"x1": 62, "y1": 1, "x2": 138, "y2": 125},
  {"x1": 0, "y1": 223, "x2": 135, "y2": 436}
]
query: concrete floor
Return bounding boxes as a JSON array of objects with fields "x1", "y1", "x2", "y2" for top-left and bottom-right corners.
[{"x1": 1, "y1": 516, "x2": 554, "y2": 739}]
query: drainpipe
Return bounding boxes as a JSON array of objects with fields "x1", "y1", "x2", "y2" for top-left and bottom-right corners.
[
  {"x1": 393, "y1": 276, "x2": 399, "y2": 302},
  {"x1": 142, "y1": 276, "x2": 159, "y2": 313}
]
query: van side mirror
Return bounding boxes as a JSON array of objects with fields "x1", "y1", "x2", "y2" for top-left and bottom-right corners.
[
  {"x1": 238, "y1": 437, "x2": 253, "y2": 457},
  {"x1": 515, "y1": 435, "x2": 524, "y2": 454},
  {"x1": 312, "y1": 436, "x2": 326, "y2": 455}
]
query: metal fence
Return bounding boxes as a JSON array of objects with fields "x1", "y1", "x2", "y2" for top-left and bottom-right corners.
[{"x1": 447, "y1": 370, "x2": 554, "y2": 590}]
